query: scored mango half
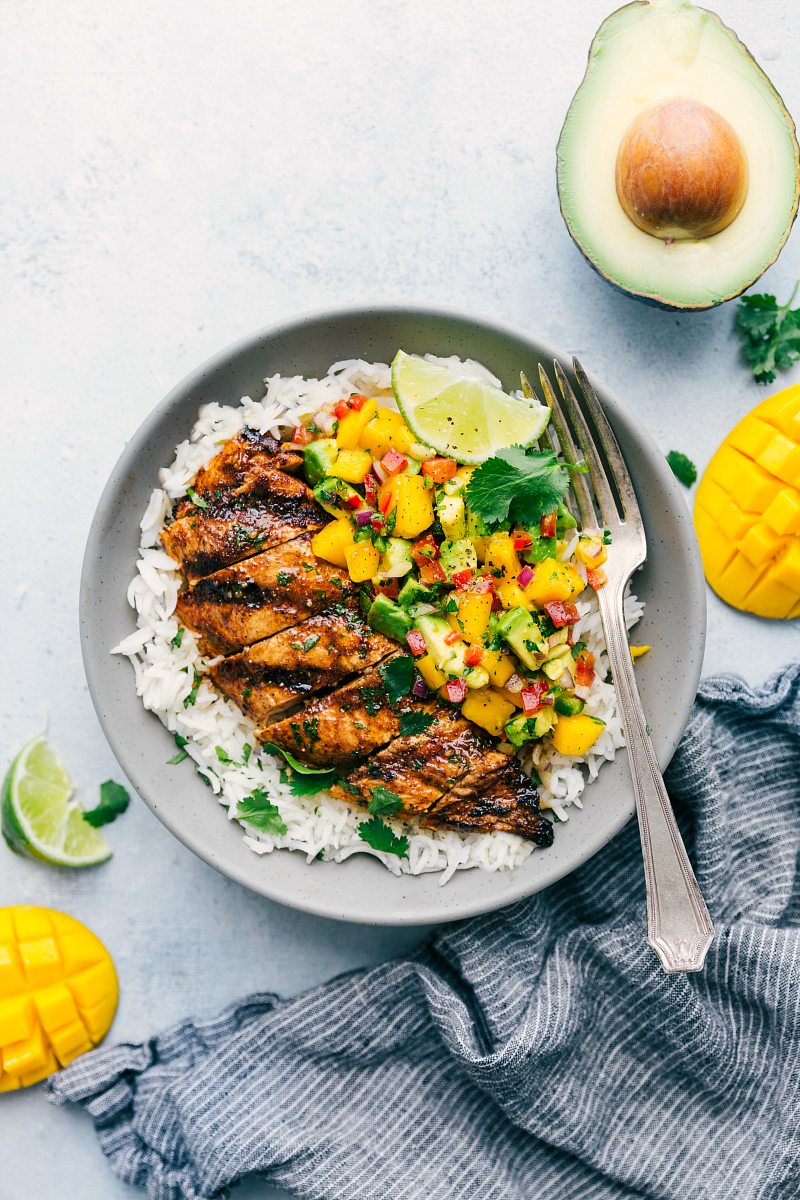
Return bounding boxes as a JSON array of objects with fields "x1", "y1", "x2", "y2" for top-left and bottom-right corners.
[
  {"x1": 0, "y1": 906, "x2": 118, "y2": 1091},
  {"x1": 695, "y1": 384, "x2": 800, "y2": 618}
]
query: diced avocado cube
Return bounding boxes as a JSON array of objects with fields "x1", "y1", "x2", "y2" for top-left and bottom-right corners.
[
  {"x1": 367, "y1": 594, "x2": 413, "y2": 642},
  {"x1": 556, "y1": 501, "x2": 577, "y2": 533},
  {"x1": 378, "y1": 537, "x2": 414, "y2": 580},
  {"x1": 313, "y1": 476, "x2": 361, "y2": 518},
  {"x1": 436, "y1": 492, "x2": 466, "y2": 541},
  {"x1": 397, "y1": 577, "x2": 436, "y2": 609},
  {"x1": 554, "y1": 694, "x2": 585, "y2": 717},
  {"x1": 439, "y1": 538, "x2": 478, "y2": 578},
  {"x1": 522, "y1": 534, "x2": 558, "y2": 564},
  {"x1": 504, "y1": 708, "x2": 557, "y2": 747},
  {"x1": 304, "y1": 439, "x2": 339, "y2": 486},
  {"x1": 542, "y1": 648, "x2": 575, "y2": 683},
  {"x1": 496, "y1": 606, "x2": 547, "y2": 670},
  {"x1": 402, "y1": 457, "x2": 422, "y2": 475},
  {"x1": 413, "y1": 614, "x2": 488, "y2": 688}
]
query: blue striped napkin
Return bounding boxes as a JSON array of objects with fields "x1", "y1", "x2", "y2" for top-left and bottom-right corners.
[{"x1": 47, "y1": 664, "x2": 800, "y2": 1200}]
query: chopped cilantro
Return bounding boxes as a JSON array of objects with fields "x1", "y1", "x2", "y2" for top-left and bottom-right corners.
[
  {"x1": 276, "y1": 571, "x2": 295, "y2": 586},
  {"x1": 302, "y1": 717, "x2": 320, "y2": 744},
  {"x1": 367, "y1": 785, "x2": 404, "y2": 815},
  {"x1": 82, "y1": 780, "x2": 130, "y2": 828},
  {"x1": 736, "y1": 282, "x2": 800, "y2": 383},
  {"x1": 399, "y1": 711, "x2": 434, "y2": 737},
  {"x1": 215, "y1": 745, "x2": 233, "y2": 764},
  {"x1": 242, "y1": 686, "x2": 252, "y2": 701},
  {"x1": 665, "y1": 450, "x2": 697, "y2": 488},
  {"x1": 379, "y1": 655, "x2": 415, "y2": 703},
  {"x1": 170, "y1": 627, "x2": 185, "y2": 649},
  {"x1": 358, "y1": 816, "x2": 409, "y2": 857},
  {"x1": 466, "y1": 445, "x2": 570, "y2": 531},
  {"x1": 602, "y1": 530, "x2": 612, "y2": 545},
  {"x1": 262, "y1": 741, "x2": 332, "y2": 774},
  {"x1": 183, "y1": 669, "x2": 202, "y2": 708},
  {"x1": 186, "y1": 486, "x2": 208, "y2": 509},
  {"x1": 279, "y1": 766, "x2": 337, "y2": 796},
  {"x1": 242, "y1": 743, "x2": 252, "y2": 765},
  {"x1": 235, "y1": 787, "x2": 288, "y2": 834},
  {"x1": 303, "y1": 634, "x2": 321, "y2": 652}
]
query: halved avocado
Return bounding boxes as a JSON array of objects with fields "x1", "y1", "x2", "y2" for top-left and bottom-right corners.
[{"x1": 557, "y1": 0, "x2": 800, "y2": 310}]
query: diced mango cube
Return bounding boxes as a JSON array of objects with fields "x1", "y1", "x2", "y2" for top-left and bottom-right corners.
[
  {"x1": 34, "y1": 982, "x2": 79, "y2": 1032},
  {"x1": 345, "y1": 541, "x2": 381, "y2": 583},
  {"x1": 461, "y1": 688, "x2": 517, "y2": 737},
  {"x1": 481, "y1": 649, "x2": 516, "y2": 688},
  {"x1": 484, "y1": 534, "x2": 521, "y2": 580},
  {"x1": 713, "y1": 446, "x2": 782, "y2": 511},
  {"x1": 359, "y1": 407, "x2": 414, "y2": 458},
  {"x1": 0, "y1": 943, "x2": 26, "y2": 997},
  {"x1": 48, "y1": 1020, "x2": 93, "y2": 1065},
  {"x1": 2, "y1": 1020, "x2": 49, "y2": 1076},
  {"x1": 416, "y1": 654, "x2": 447, "y2": 691},
  {"x1": 379, "y1": 474, "x2": 434, "y2": 539},
  {"x1": 311, "y1": 518, "x2": 356, "y2": 568},
  {"x1": 0, "y1": 996, "x2": 36, "y2": 1046},
  {"x1": 756, "y1": 431, "x2": 800, "y2": 486},
  {"x1": 728, "y1": 416, "x2": 776, "y2": 460},
  {"x1": 771, "y1": 541, "x2": 800, "y2": 592},
  {"x1": 551, "y1": 714, "x2": 605, "y2": 756},
  {"x1": 495, "y1": 580, "x2": 531, "y2": 610},
  {"x1": 524, "y1": 558, "x2": 584, "y2": 607},
  {"x1": 448, "y1": 592, "x2": 492, "y2": 644},
  {"x1": 336, "y1": 398, "x2": 378, "y2": 450},
  {"x1": 763, "y1": 488, "x2": 800, "y2": 536},
  {"x1": 738, "y1": 522, "x2": 784, "y2": 567},
  {"x1": 19, "y1": 938, "x2": 61, "y2": 987},
  {"x1": 329, "y1": 448, "x2": 373, "y2": 484}
]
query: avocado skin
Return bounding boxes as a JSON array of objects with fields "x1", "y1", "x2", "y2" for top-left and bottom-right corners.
[{"x1": 556, "y1": 0, "x2": 800, "y2": 312}]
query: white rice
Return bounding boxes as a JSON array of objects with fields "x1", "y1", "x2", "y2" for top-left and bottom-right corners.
[{"x1": 113, "y1": 357, "x2": 643, "y2": 884}]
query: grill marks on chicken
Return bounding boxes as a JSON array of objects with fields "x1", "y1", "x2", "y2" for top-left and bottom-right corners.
[
  {"x1": 209, "y1": 598, "x2": 394, "y2": 724},
  {"x1": 175, "y1": 534, "x2": 352, "y2": 656},
  {"x1": 167, "y1": 430, "x2": 553, "y2": 846}
]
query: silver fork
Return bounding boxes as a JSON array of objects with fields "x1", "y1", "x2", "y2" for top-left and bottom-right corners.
[{"x1": 536, "y1": 357, "x2": 714, "y2": 974}]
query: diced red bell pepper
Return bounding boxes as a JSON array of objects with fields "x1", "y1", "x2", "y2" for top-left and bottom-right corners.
[
  {"x1": 520, "y1": 681, "x2": 550, "y2": 715},
  {"x1": 413, "y1": 533, "x2": 439, "y2": 559},
  {"x1": 451, "y1": 568, "x2": 474, "y2": 590},
  {"x1": 587, "y1": 567, "x2": 607, "y2": 591},
  {"x1": 445, "y1": 677, "x2": 467, "y2": 704},
  {"x1": 471, "y1": 574, "x2": 494, "y2": 595},
  {"x1": 291, "y1": 424, "x2": 312, "y2": 446},
  {"x1": 406, "y1": 630, "x2": 427, "y2": 656},
  {"x1": 379, "y1": 490, "x2": 394, "y2": 514},
  {"x1": 575, "y1": 650, "x2": 595, "y2": 687},
  {"x1": 512, "y1": 531, "x2": 533, "y2": 551},
  {"x1": 381, "y1": 449, "x2": 408, "y2": 475},
  {"x1": 374, "y1": 578, "x2": 400, "y2": 600},
  {"x1": 416, "y1": 556, "x2": 446, "y2": 585},
  {"x1": 421, "y1": 457, "x2": 458, "y2": 483},
  {"x1": 544, "y1": 600, "x2": 580, "y2": 627},
  {"x1": 363, "y1": 473, "x2": 378, "y2": 506},
  {"x1": 540, "y1": 511, "x2": 557, "y2": 539},
  {"x1": 371, "y1": 513, "x2": 384, "y2": 531},
  {"x1": 345, "y1": 493, "x2": 362, "y2": 509},
  {"x1": 464, "y1": 645, "x2": 483, "y2": 667},
  {"x1": 490, "y1": 592, "x2": 503, "y2": 611},
  {"x1": 348, "y1": 393, "x2": 368, "y2": 411},
  {"x1": 443, "y1": 629, "x2": 462, "y2": 645}
]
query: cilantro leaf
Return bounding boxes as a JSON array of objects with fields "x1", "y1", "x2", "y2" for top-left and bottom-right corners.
[
  {"x1": 83, "y1": 780, "x2": 130, "y2": 828},
  {"x1": 235, "y1": 787, "x2": 287, "y2": 835},
  {"x1": 466, "y1": 445, "x2": 570, "y2": 531},
  {"x1": 262, "y1": 741, "x2": 333, "y2": 775},
  {"x1": 279, "y1": 766, "x2": 337, "y2": 796},
  {"x1": 183, "y1": 669, "x2": 202, "y2": 708},
  {"x1": 358, "y1": 816, "x2": 409, "y2": 857},
  {"x1": 215, "y1": 745, "x2": 234, "y2": 764},
  {"x1": 665, "y1": 451, "x2": 697, "y2": 488},
  {"x1": 186, "y1": 486, "x2": 208, "y2": 509},
  {"x1": 398, "y1": 711, "x2": 434, "y2": 737},
  {"x1": 736, "y1": 282, "x2": 800, "y2": 384},
  {"x1": 170, "y1": 627, "x2": 185, "y2": 649},
  {"x1": 367, "y1": 785, "x2": 404, "y2": 815},
  {"x1": 303, "y1": 634, "x2": 320, "y2": 652},
  {"x1": 378, "y1": 655, "x2": 415, "y2": 703}
]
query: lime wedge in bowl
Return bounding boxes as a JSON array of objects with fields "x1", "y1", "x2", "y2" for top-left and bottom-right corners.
[
  {"x1": 391, "y1": 350, "x2": 550, "y2": 464},
  {"x1": 2, "y1": 736, "x2": 112, "y2": 867}
]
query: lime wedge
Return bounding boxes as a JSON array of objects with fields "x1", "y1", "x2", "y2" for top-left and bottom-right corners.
[
  {"x1": 2, "y1": 736, "x2": 112, "y2": 868},
  {"x1": 391, "y1": 351, "x2": 550, "y2": 464}
]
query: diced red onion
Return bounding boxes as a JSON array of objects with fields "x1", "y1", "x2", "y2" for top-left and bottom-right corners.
[
  {"x1": 505, "y1": 673, "x2": 525, "y2": 694},
  {"x1": 517, "y1": 565, "x2": 535, "y2": 588},
  {"x1": 411, "y1": 674, "x2": 430, "y2": 698},
  {"x1": 314, "y1": 408, "x2": 337, "y2": 435},
  {"x1": 558, "y1": 668, "x2": 574, "y2": 690},
  {"x1": 383, "y1": 562, "x2": 413, "y2": 579},
  {"x1": 574, "y1": 684, "x2": 591, "y2": 700},
  {"x1": 408, "y1": 602, "x2": 436, "y2": 618},
  {"x1": 355, "y1": 509, "x2": 374, "y2": 526},
  {"x1": 372, "y1": 459, "x2": 387, "y2": 483}
]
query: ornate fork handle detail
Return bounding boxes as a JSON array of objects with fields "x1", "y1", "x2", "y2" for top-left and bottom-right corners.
[{"x1": 600, "y1": 576, "x2": 714, "y2": 972}]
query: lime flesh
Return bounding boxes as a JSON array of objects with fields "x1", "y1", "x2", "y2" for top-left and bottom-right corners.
[
  {"x1": 2, "y1": 736, "x2": 112, "y2": 868},
  {"x1": 391, "y1": 351, "x2": 550, "y2": 464}
]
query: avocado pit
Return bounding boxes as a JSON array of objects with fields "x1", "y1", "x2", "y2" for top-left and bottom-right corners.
[{"x1": 615, "y1": 97, "x2": 748, "y2": 240}]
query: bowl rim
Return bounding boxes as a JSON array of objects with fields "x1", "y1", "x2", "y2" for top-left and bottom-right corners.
[{"x1": 80, "y1": 302, "x2": 707, "y2": 924}]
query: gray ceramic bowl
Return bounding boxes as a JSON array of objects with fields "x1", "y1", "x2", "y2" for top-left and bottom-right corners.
[{"x1": 81, "y1": 306, "x2": 706, "y2": 925}]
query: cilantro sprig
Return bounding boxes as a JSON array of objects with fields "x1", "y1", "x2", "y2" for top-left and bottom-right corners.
[
  {"x1": 378, "y1": 656, "x2": 415, "y2": 703},
  {"x1": 465, "y1": 445, "x2": 570, "y2": 531},
  {"x1": 367, "y1": 785, "x2": 404, "y2": 815},
  {"x1": 358, "y1": 816, "x2": 409, "y2": 857},
  {"x1": 736, "y1": 282, "x2": 800, "y2": 384},
  {"x1": 82, "y1": 780, "x2": 130, "y2": 828},
  {"x1": 235, "y1": 787, "x2": 287, "y2": 835},
  {"x1": 665, "y1": 451, "x2": 697, "y2": 488}
]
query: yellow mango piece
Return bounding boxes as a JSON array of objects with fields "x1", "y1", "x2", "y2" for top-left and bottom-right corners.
[
  {"x1": 576, "y1": 536, "x2": 607, "y2": 567},
  {"x1": 336, "y1": 398, "x2": 378, "y2": 450},
  {"x1": 495, "y1": 580, "x2": 532, "y2": 610},
  {"x1": 345, "y1": 541, "x2": 381, "y2": 583},
  {"x1": 416, "y1": 653, "x2": 447, "y2": 690},
  {"x1": 551, "y1": 714, "x2": 605, "y2": 756},
  {"x1": 630, "y1": 645, "x2": 651, "y2": 662},
  {"x1": 379, "y1": 474, "x2": 434, "y2": 539},
  {"x1": 310, "y1": 518, "x2": 356, "y2": 569},
  {"x1": 461, "y1": 688, "x2": 517, "y2": 737},
  {"x1": 329, "y1": 448, "x2": 372, "y2": 484},
  {"x1": 360, "y1": 407, "x2": 415, "y2": 459},
  {"x1": 448, "y1": 592, "x2": 493, "y2": 644},
  {"x1": 482, "y1": 649, "x2": 516, "y2": 688},
  {"x1": 525, "y1": 558, "x2": 585, "y2": 607},
  {"x1": 484, "y1": 534, "x2": 521, "y2": 580},
  {"x1": 0, "y1": 906, "x2": 118, "y2": 1089},
  {"x1": 694, "y1": 384, "x2": 800, "y2": 618}
]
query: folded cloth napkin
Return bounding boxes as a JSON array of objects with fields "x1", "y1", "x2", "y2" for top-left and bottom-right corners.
[{"x1": 47, "y1": 664, "x2": 800, "y2": 1200}]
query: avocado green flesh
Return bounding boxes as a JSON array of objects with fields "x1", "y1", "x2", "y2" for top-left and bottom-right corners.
[{"x1": 557, "y1": 0, "x2": 800, "y2": 309}]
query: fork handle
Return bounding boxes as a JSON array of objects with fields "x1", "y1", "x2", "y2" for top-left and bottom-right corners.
[{"x1": 599, "y1": 580, "x2": 714, "y2": 973}]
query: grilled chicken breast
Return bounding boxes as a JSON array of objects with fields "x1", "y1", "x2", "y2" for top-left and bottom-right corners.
[
  {"x1": 172, "y1": 428, "x2": 303, "y2": 522},
  {"x1": 176, "y1": 534, "x2": 352, "y2": 655},
  {"x1": 209, "y1": 598, "x2": 394, "y2": 724},
  {"x1": 263, "y1": 655, "x2": 433, "y2": 767},
  {"x1": 329, "y1": 709, "x2": 552, "y2": 842},
  {"x1": 163, "y1": 468, "x2": 325, "y2": 582}
]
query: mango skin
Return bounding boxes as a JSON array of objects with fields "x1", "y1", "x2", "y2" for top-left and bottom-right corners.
[
  {"x1": 694, "y1": 383, "x2": 800, "y2": 618},
  {"x1": 0, "y1": 906, "x2": 118, "y2": 1091}
]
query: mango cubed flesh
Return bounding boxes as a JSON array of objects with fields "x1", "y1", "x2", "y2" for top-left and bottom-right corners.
[
  {"x1": 336, "y1": 398, "x2": 378, "y2": 450},
  {"x1": 416, "y1": 653, "x2": 448, "y2": 690},
  {"x1": 330, "y1": 448, "x2": 373, "y2": 484},
  {"x1": 551, "y1": 714, "x2": 605, "y2": 756},
  {"x1": 311, "y1": 518, "x2": 356, "y2": 568},
  {"x1": 481, "y1": 649, "x2": 516, "y2": 688},
  {"x1": 359, "y1": 407, "x2": 414, "y2": 458},
  {"x1": 694, "y1": 384, "x2": 800, "y2": 619},
  {"x1": 0, "y1": 906, "x2": 118, "y2": 1089},
  {"x1": 461, "y1": 688, "x2": 517, "y2": 737},
  {"x1": 525, "y1": 558, "x2": 584, "y2": 607},
  {"x1": 345, "y1": 541, "x2": 381, "y2": 583},
  {"x1": 379, "y1": 474, "x2": 434, "y2": 539}
]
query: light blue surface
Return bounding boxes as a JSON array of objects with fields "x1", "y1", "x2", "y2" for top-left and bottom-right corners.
[{"x1": 1, "y1": 2, "x2": 798, "y2": 1197}]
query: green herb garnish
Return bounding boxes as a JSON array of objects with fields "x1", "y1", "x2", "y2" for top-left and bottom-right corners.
[
  {"x1": 170, "y1": 627, "x2": 185, "y2": 649},
  {"x1": 398, "y1": 711, "x2": 434, "y2": 737},
  {"x1": 235, "y1": 787, "x2": 288, "y2": 835},
  {"x1": 378, "y1": 655, "x2": 415, "y2": 703},
  {"x1": 736, "y1": 282, "x2": 800, "y2": 383},
  {"x1": 215, "y1": 745, "x2": 233, "y2": 764},
  {"x1": 358, "y1": 816, "x2": 409, "y2": 857},
  {"x1": 303, "y1": 634, "x2": 321, "y2": 652},
  {"x1": 367, "y1": 785, "x2": 404, "y2": 815},
  {"x1": 186, "y1": 487, "x2": 208, "y2": 509},
  {"x1": 183, "y1": 669, "x2": 202, "y2": 708},
  {"x1": 276, "y1": 571, "x2": 295, "y2": 586},
  {"x1": 82, "y1": 780, "x2": 130, "y2": 828},
  {"x1": 279, "y1": 767, "x2": 337, "y2": 796},
  {"x1": 262, "y1": 741, "x2": 332, "y2": 775},
  {"x1": 167, "y1": 733, "x2": 189, "y2": 765},
  {"x1": 466, "y1": 445, "x2": 570, "y2": 531},
  {"x1": 665, "y1": 450, "x2": 697, "y2": 488}
]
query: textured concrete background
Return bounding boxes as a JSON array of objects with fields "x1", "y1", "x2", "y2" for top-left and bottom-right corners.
[{"x1": 2, "y1": 1, "x2": 799, "y2": 1196}]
